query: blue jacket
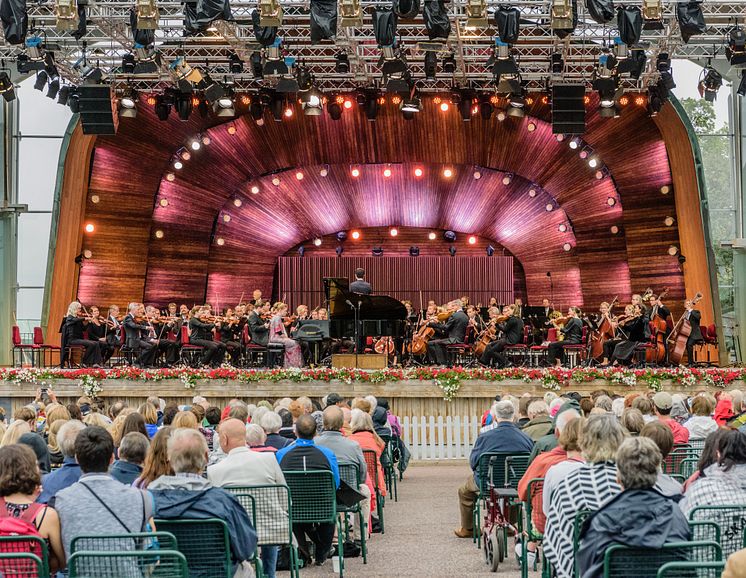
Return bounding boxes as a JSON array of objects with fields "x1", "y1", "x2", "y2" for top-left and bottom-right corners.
[
  {"x1": 276, "y1": 438, "x2": 340, "y2": 488},
  {"x1": 469, "y1": 422, "x2": 534, "y2": 472},
  {"x1": 37, "y1": 457, "x2": 81, "y2": 504},
  {"x1": 109, "y1": 460, "x2": 143, "y2": 486},
  {"x1": 145, "y1": 423, "x2": 159, "y2": 439}
]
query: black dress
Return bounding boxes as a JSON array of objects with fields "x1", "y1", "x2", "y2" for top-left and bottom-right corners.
[{"x1": 62, "y1": 316, "x2": 103, "y2": 366}]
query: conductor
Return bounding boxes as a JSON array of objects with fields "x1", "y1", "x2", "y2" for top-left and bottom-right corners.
[{"x1": 349, "y1": 268, "x2": 372, "y2": 295}]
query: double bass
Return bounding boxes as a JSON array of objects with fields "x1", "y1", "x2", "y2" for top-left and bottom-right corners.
[
  {"x1": 647, "y1": 288, "x2": 670, "y2": 365},
  {"x1": 590, "y1": 297, "x2": 618, "y2": 360},
  {"x1": 667, "y1": 292, "x2": 703, "y2": 365}
]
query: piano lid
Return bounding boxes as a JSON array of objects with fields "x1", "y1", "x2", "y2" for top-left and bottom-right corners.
[{"x1": 324, "y1": 277, "x2": 407, "y2": 321}]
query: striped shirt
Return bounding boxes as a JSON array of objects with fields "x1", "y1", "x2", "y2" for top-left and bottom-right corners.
[{"x1": 543, "y1": 462, "x2": 621, "y2": 578}]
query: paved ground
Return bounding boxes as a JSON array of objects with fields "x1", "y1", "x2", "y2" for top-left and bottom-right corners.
[{"x1": 280, "y1": 462, "x2": 523, "y2": 578}]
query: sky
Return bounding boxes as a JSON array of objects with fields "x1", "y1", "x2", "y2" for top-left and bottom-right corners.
[{"x1": 672, "y1": 59, "x2": 733, "y2": 130}]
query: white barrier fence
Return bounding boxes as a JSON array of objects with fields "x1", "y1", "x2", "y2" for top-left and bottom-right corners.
[{"x1": 401, "y1": 415, "x2": 483, "y2": 460}]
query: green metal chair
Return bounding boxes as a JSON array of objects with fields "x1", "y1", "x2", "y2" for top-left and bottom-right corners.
[
  {"x1": 572, "y1": 509, "x2": 593, "y2": 578},
  {"x1": 362, "y1": 449, "x2": 386, "y2": 534},
  {"x1": 0, "y1": 552, "x2": 46, "y2": 578},
  {"x1": 224, "y1": 485, "x2": 298, "y2": 578},
  {"x1": 677, "y1": 457, "x2": 699, "y2": 479},
  {"x1": 521, "y1": 478, "x2": 550, "y2": 578},
  {"x1": 689, "y1": 504, "x2": 746, "y2": 558},
  {"x1": 688, "y1": 438, "x2": 706, "y2": 452},
  {"x1": 379, "y1": 433, "x2": 398, "y2": 502},
  {"x1": 472, "y1": 451, "x2": 531, "y2": 547},
  {"x1": 283, "y1": 469, "x2": 345, "y2": 578},
  {"x1": 504, "y1": 454, "x2": 531, "y2": 489},
  {"x1": 602, "y1": 541, "x2": 722, "y2": 578},
  {"x1": 663, "y1": 446, "x2": 698, "y2": 475},
  {"x1": 337, "y1": 462, "x2": 368, "y2": 564},
  {"x1": 70, "y1": 531, "x2": 178, "y2": 554},
  {"x1": 689, "y1": 520, "x2": 721, "y2": 546},
  {"x1": 0, "y1": 536, "x2": 49, "y2": 578},
  {"x1": 68, "y1": 549, "x2": 188, "y2": 578},
  {"x1": 656, "y1": 561, "x2": 725, "y2": 577},
  {"x1": 155, "y1": 517, "x2": 261, "y2": 578}
]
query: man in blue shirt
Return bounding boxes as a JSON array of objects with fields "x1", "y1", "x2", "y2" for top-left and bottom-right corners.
[
  {"x1": 455, "y1": 400, "x2": 534, "y2": 538},
  {"x1": 38, "y1": 420, "x2": 86, "y2": 504},
  {"x1": 276, "y1": 414, "x2": 340, "y2": 566}
]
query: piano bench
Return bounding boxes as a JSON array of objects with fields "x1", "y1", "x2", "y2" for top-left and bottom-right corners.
[{"x1": 267, "y1": 343, "x2": 286, "y2": 368}]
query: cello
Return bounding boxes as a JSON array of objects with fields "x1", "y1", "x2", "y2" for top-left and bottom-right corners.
[
  {"x1": 667, "y1": 292, "x2": 703, "y2": 365},
  {"x1": 590, "y1": 297, "x2": 618, "y2": 360},
  {"x1": 473, "y1": 314, "x2": 509, "y2": 357},
  {"x1": 647, "y1": 288, "x2": 670, "y2": 365}
]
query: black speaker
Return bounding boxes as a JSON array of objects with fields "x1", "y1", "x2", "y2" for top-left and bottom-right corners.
[
  {"x1": 77, "y1": 84, "x2": 118, "y2": 135},
  {"x1": 551, "y1": 84, "x2": 585, "y2": 135}
]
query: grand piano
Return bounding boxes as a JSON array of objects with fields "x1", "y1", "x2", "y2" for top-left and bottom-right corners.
[{"x1": 324, "y1": 278, "x2": 408, "y2": 343}]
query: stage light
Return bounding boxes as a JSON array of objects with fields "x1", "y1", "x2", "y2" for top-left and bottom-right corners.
[
  {"x1": 507, "y1": 97, "x2": 525, "y2": 118},
  {"x1": 558, "y1": 223, "x2": 568, "y2": 232},
  {"x1": 372, "y1": 246, "x2": 383, "y2": 257},
  {"x1": 486, "y1": 245, "x2": 495, "y2": 256},
  {"x1": 449, "y1": 245, "x2": 457, "y2": 257},
  {"x1": 619, "y1": 95, "x2": 629, "y2": 106},
  {"x1": 233, "y1": 198, "x2": 242, "y2": 207},
  {"x1": 473, "y1": 170, "x2": 481, "y2": 180},
  {"x1": 383, "y1": 167, "x2": 392, "y2": 178},
  {"x1": 201, "y1": 135, "x2": 211, "y2": 146},
  {"x1": 33, "y1": 70, "x2": 48, "y2": 92},
  {"x1": 57, "y1": 85, "x2": 71, "y2": 106},
  {"x1": 443, "y1": 168, "x2": 454, "y2": 178},
  {"x1": 555, "y1": 134, "x2": 565, "y2": 142},
  {"x1": 634, "y1": 95, "x2": 645, "y2": 106},
  {"x1": 119, "y1": 90, "x2": 138, "y2": 118},
  {"x1": 84, "y1": 223, "x2": 95, "y2": 233},
  {"x1": 250, "y1": 101, "x2": 265, "y2": 125},
  {"x1": 54, "y1": 0, "x2": 78, "y2": 30},
  {"x1": 545, "y1": 203, "x2": 554, "y2": 212},
  {"x1": 607, "y1": 196, "x2": 616, "y2": 206},
  {"x1": 272, "y1": 177, "x2": 280, "y2": 186},
  {"x1": 390, "y1": 228, "x2": 398, "y2": 237},
  {"x1": 216, "y1": 237, "x2": 225, "y2": 246},
  {"x1": 251, "y1": 185, "x2": 260, "y2": 194},
  {"x1": 334, "y1": 52, "x2": 350, "y2": 73},
  {"x1": 668, "y1": 245, "x2": 679, "y2": 256},
  {"x1": 328, "y1": 100, "x2": 343, "y2": 120},
  {"x1": 343, "y1": 99, "x2": 353, "y2": 109},
  {"x1": 335, "y1": 245, "x2": 344, "y2": 256},
  {"x1": 443, "y1": 54, "x2": 457, "y2": 74},
  {"x1": 301, "y1": 87, "x2": 323, "y2": 116},
  {"x1": 298, "y1": 246, "x2": 306, "y2": 257},
  {"x1": 665, "y1": 216, "x2": 675, "y2": 226},
  {"x1": 569, "y1": 137, "x2": 580, "y2": 149},
  {"x1": 468, "y1": 236, "x2": 477, "y2": 245},
  {"x1": 610, "y1": 225, "x2": 619, "y2": 234},
  {"x1": 550, "y1": 52, "x2": 564, "y2": 74},
  {"x1": 414, "y1": 167, "x2": 424, "y2": 177},
  {"x1": 444, "y1": 230, "x2": 457, "y2": 242},
  {"x1": 698, "y1": 67, "x2": 723, "y2": 102},
  {"x1": 496, "y1": 109, "x2": 507, "y2": 121},
  {"x1": 595, "y1": 169, "x2": 608, "y2": 180},
  {"x1": 479, "y1": 99, "x2": 493, "y2": 119},
  {"x1": 424, "y1": 51, "x2": 437, "y2": 81},
  {"x1": 159, "y1": 198, "x2": 169, "y2": 207},
  {"x1": 90, "y1": 195, "x2": 100, "y2": 204},
  {"x1": 351, "y1": 230, "x2": 360, "y2": 240},
  {"x1": 189, "y1": 138, "x2": 201, "y2": 151},
  {"x1": 165, "y1": 173, "x2": 175, "y2": 182},
  {"x1": 588, "y1": 157, "x2": 599, "y2": 168},
  {"x1": 502, "y1": 174, "x2": 512, "y2": 185},
  {"x1": 223, "y1": 214, "x2": 231, "y2": 223},
  {"x1": 579, "y1": 148, "x2": 590, "y2": 160},
  {"x1": 296, "y1": 171, "x2": 304, "y2": 180},
  {"x1": 284, "y1": 106, "x2": 293, "y2": 118},
  {"x1": 46, "y1": 77, "x2": 60, "y2": 100},
  {"x1": 173, "y1": 159, "x2": 183, "y2": 170},
  {"x1": 401, "y1": 96, "x2": 421, "y2": 114},
  {"x1": 0, "y1": 72, "x2": 17, "y2": 102},
  {"x1": 409, "y1": 246, "x2": 420, "y2": 256},
  {"x1": 563, "y1": 242, "x2": 572, "y2": 252},
  {"x1": 227, "y1": 124, "x2": 237, "y2": 135},
  {"x1": 661, "y1": 185, "x2": 670, "y2": 194},
  {"x1": 440, "y1": 102, "x2": 450, "y2": 112},
  {"x1": 320, "y1": 167, "x2": 329, "y2": 177},
  {"x1": 528, "y1": 188, "x2": 537, "y2": 197},
  {"x1": 727, "y1": 28, "x2": 746, "y2": 66},
  {"x1": 313, "y1": 238, "x2": 322, "y2": 246},
  {"x1": 527, "y1": 121, "x2": 537, "y2": 131},
  {"x1": 351, "y1": 167, "x2": 360, "y2": 178},
  {"x1": 169, "y1": 57, "x2": 203, "y2": 86}
]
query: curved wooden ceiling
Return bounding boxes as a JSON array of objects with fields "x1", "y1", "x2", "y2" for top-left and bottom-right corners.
[{"x1": 77, "y1": 95, "x2": 684, "y2": 310}]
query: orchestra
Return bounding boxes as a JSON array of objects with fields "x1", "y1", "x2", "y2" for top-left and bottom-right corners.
[{"x1": 61, "y1": 281, "x2": 709, "y2": 370}]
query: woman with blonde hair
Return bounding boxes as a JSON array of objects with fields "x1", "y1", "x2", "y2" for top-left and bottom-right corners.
[
  {"x1": 134, "y1": 426, "x2": 174, "y2": 489},
  {"x1": 110, "y1": 408, "x2": 136, "y2": 447},
  {"x1": 137, "y1": 402, "x2": 159, "y2": 438},
  {"x1": 83, "y1": 412, "x2": 111, "y2": 430},
  {"x1": 171, "y1": 411, "x2": 199, "y2": 430},
  {"x1": 0, "y1": 420, "x2": 31, "y2": 447},
  {"x1": 268, "y1": 302, "x2": 303, "y2": 367}
]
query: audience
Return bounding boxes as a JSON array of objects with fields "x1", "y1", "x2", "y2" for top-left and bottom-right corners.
[
  {"x1": 521, "y1": 400, "x2": 553, "y2": 441},
  {"x1": 541, "y1": 417, "x2": 585, "y2": 517},
  {"x1": 652, "y1": 392, "x2": 690, "y2": 444},
  {"x1": 544, "y1": 414, "x2": 624, "y2": 578},
  {"x1": 620, "y1": 407, "x2": 645, "y2": 435},
  {"x1": 455, "y1": 400, "x2": 534, "y2": 539},
  {"x1": 37, "y1": 420, "x2": 86, "y2": 504},
  {"x1": 577, "y1": 437, "x2": 690, "y2": 577},
  {"x1": 685, "y1": 395, "x2": 718, "y2": 439},
  {"x1": 349, "y1": 409, "x2": 388, "y2": 517},
  {"x1": 640, "y1": 421, "x2": 683, "y2": 496},
  {"x1": 110, "y1": 432, "x2": 149, "y2": 485},
  {"x1": 260, "y1": 412, "x2": 292, "y2": 450},
  {"x1": 134, "y1": 426, "x2": 173, "y2": 489},
  {"x1": 245, "y1": 423, "x2": 276, "y2": 452}
]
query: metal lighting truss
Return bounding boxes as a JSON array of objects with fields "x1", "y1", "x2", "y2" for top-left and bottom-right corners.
[{"x1": 2, "y1": 0, "x2": 745, "y2": 93}]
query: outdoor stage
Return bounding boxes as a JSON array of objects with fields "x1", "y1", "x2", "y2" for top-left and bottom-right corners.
[{"x1": 2, "y1": 366, "x2": 745, "y2": 418}]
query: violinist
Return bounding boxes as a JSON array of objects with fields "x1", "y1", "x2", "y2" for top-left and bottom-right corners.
[
  {"x1": 105, "y1": 305, "x2": 122, "y2": 352},
  {"x1": 189, "y1": 308, "x2": 226, "y2": 368},
  {"x1": 250, "y1": 289, "x2": 264, "y2": 306},
  {"x1": 602, "y1": 304, "x2": 646, "y2": 366},
  {"x1": 62, "y1": 301, "x2": 104, "y2": 367},
  {"x1": 426, "y1": 300, "x2": 469, "y2": 366},
  {"x1": 317, "y1": 308, "x2": 328, "y2": 321},
  {"x1": 683, "y1": 299, "x2": 703, "y2": 366},
  {"x1": 123, "y1": 302, "x2": 157, "y2": 368},
  {"x1": 218, "y1": 308, "x2": 244, "y2": 364},
  {"x1": 546, "y1": 307, "x2": 583, "y2": 368},
  {"x1": 149, "y1": 307, "x2": 180, "y2": 367},
  {"x1": 86, "y1": 306, "x2": 114, "y2": 363},
  {"x1": 488, "y1": 297, "x2": 498, "y2": 309},
  {"x1": 480, "y1": 305, "x2": 524, "y2": 368},
  {"x1": 248, "y1": 302, "x2": 271, "y2": 347}
]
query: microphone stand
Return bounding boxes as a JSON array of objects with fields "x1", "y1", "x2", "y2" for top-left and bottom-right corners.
[{"x1": 346, "y1": 300, "x2": 360, "y2": 368}]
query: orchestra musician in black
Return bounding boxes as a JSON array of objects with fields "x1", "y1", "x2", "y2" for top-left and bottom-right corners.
[
  {"x1": 123, "y1": 302, "x2": 157, "y2": 368},
  {"x1": 603, "y1": 304, "x2": 646, "y2": 366},
  {"x1": 684, "y1": 299, "x2": 703, "y2": 366},
  {"x1": 546, "y1": 307, "x2": 583, "y2": 368},
  {"x1": 219, "y1": 309, "x2": 244, "y2": 365},
  {"x1": 61, "y1": 301, "x2": 104, "y2": 367},
  {"x1": 426, "y1": 300, "x2": 469, "y2": 366},
  {"x1": 248, "y1": 302, "x2": 271, "y2": 347},
  {"x1": 480, "y1": 305, "x2": 524, "y2": 368},
  {"x1": 188, "y1": 308, "x2": 226, "y2": 368},
  {"x1": 85, "y1": 306, "x2": 114, "y2": 363},
  {"x1": 349, "y1": 268, "x2": 372, "y2": 295},
  {"x1": 148, "y1": 307, "x2": 181, "y2": 367}
]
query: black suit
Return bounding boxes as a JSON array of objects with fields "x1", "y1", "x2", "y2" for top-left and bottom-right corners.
[
  {"x1": 686, "y1": 310, "x2": 703, "y2": 366},
  {"x1": 547, "y1": 317, "x2": 583, "y2": 365},
  {"x1": 62, "y1": 316, "x2": 103, "y2": 367},
  {"x1": 248, "y1": 312, "x2": 269, "y2": 347},
  {"x1": 481, "y1": 316, "x2": 524, "y2": 367},
  {"x1": 151, "y1": 321, "x2": 180, "y2": 366},
  {"x1": 86, "y1": 321, "x2": 114, "y2": 363},
  {"x1": 349, "y1": 280, "x2": 372, "y2": 295},
  {"x1": 427, "y1": 310, "x2": 469, "y2": 365},
  {"x1": 123, "y1": 314, "x2": 157, "y2": 367},
  {"x1": 189, "y1": 317, "x2": 226, "y2": 367}
]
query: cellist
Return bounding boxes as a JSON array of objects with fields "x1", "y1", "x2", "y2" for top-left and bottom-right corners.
[{"x1": 479, "y1": 304, "x2": 524, "y2": 368}]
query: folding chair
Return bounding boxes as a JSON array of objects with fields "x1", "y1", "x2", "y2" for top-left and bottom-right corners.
[
  {"x1": 283, "y1": 470, "x2": 345, "y2": 577},
  {"x1": 363, "y1": 449, "x2": 386, "y2": 534},
  {"x1": 178, "y1": 326, "x2": 204, "y2": 367},
  {"x1": 224, "y1": 485, "x2": 298, "y2": 578},
  {"x1": 33, "y1": 327, "x2": 61, "y2": 367},
  {"x1": 337, "y1": 463, "x2": 368, "y2": 563},
  {"x1": 0, "y1": 536, "x2": 49, "y2": 578},
  {"x1": 663, "y1": 445, "x2": 698, "y2": 475},
  {"x1": 689, "y1": 504, "x2": 746, "y2": 558},
  {"x1": 520, "y1": 478, "x2": 548, "y2": 578},
  {"x1": 573, "y1": 509, "x2": 593, "y2": 578},
  {"x1": 0, "y1": 552, "x2": 46, "y2": 578},
  {"x1": 602, "y1": 541, "x2": 722, "y2": 577},
  {"x1": 70, "y1": 531, "x2": 178, "y2": 554},
  {"x1": 656, "y1": 561, "x2": 725, "y2": 577},
  {"x1": 379, "y1": 433, "x2": 398, "y2": 501},
  {"x1": 68, "y1": 550, "x2": 188, "y2": 578}
]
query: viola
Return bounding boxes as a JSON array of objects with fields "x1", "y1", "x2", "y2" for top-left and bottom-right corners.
[{"x1": 374, "y1": 336, "x2": 395, "y2": 355}]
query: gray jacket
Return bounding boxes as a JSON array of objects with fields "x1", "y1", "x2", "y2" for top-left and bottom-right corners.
[{"x1": 315, "y1": 430, "x2": 367, "y2": 481}]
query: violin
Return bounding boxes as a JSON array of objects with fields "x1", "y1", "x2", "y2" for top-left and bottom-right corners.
[{"x1": 283, "y1": 314, "x2": 298, "y2": 327}]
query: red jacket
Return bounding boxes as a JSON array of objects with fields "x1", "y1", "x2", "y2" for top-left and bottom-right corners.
[
  {"x1": 663, "y1": 418, "x2": 690, "y2": 444},
  {"x1": 517, "y1": 446, "x2": 567, "y2": 534},
  {"x1": 714, "y1": 398, "x2": 734, "y2": 426}
]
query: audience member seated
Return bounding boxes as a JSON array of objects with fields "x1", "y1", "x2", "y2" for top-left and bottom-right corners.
[
  {"x1": 521, "y1": 401, "x2": 554, "y2": 441},
  {"x1": 455, "y1": 400, "x2": 534, "y2": 539},
  {"x1": 19, "y1": 432, "x2": 51, "y2": 474},
  {"x1": 544, "y1": 414, "x2": 624, "y2": 578},
  {"x1": 277, "y1": 409, "x2": 296, "y2": 440},
  {"x1": 55, "y1": 426, "x2": 155, "y2": 559},
  {"x1": 207, "y1": 418, "x2": 285, "y2": 578},
  {"x1": 620, "y1": 407, "x2": 645, "y2": 435},
  {"x1": 529, "y1": 398, "x2": 581, "y2": 463},
  {"x1": 349, "y1": 409, "x2": 388, "y2": 521},
  {"x1": 0, "y1": 444, "x2": 66, "y2": 572},
  {"x1": 149, "y1": 428, "x2": 258, "y2": 571},
  {"x1": 134, "y1": 426, "x2": 173, "y2": 489},
  {"x1": 110, "y1": 432, "x2": 149, "y2": 486},
  {"x1": 541, "y1": 417, "x2": 585, "y2": 518},
  {"x1": 684, "y1": 395, "x2": 718, "y2": 439},
  {"x1": 261, "y1": 412, "x2": 293, "y2": 451},
  {"x1": 652, "y1": 392, "x2": 690, "y2": 444},
  {"x1": 577, "y1": 437, "x2": 690, "y2": 577},
  {"x1": 276, "y1": 415, "x2": 340, "y2": 566},
  {"x1": 245, "y1": 423, "x2": 277, "y2": 453},
  {"x1": 640, "y1": 421, "x2": 683, "y2": 496},
  {"x1": 37, "y1": 420, "x2": 86, "y2": 504},
  {"x1": 681, "y1": 429, "x2": 746, "y2": 516}
]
